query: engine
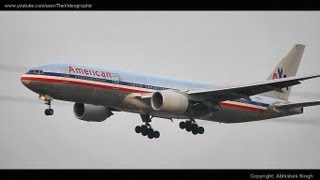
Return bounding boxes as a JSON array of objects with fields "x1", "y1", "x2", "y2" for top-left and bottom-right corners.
[
  {"x1": 73, "y1": 103, "x2": 112, "y2": 122},
  {"x1": 151, "y1": 90, "x2": 189, "y2": 114}
]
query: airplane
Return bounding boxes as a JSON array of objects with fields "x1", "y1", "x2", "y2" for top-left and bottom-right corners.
[{"x1": 20, "y1": 44, "x2": 320, "y2": 139}]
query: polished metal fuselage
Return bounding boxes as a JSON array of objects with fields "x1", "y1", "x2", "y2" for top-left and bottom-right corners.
[{"x1": 21, "y1": 63, "x2": 303, "y2": 123}]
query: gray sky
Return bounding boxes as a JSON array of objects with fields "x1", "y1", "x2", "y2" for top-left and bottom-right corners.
[{"x1": 1, "y1": 12, "x2": 320, "y2": 169}]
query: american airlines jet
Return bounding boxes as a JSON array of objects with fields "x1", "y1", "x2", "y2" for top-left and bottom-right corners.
[{"x1": 21, "y1": 44, "x2": 320, "y2": 139}]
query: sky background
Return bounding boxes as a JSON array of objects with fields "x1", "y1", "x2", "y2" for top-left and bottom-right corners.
[{"x1": 0, "y1": 12, "x2": 320, "y2": 169}]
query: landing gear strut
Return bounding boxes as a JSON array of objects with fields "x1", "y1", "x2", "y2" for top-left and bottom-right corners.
[
  {"x1": 135, "y1": 114, "x2": 160, "y2": 139},
  {"x1": 179, "y1": 119, "x2": 204, "y2": 135},
  {"x1": 40, "y1": 94, "x2": 54, "y2": 116}
]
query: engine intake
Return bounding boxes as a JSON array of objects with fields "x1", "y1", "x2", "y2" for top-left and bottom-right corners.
[
  {"x1": 151, "y1": 90, "x2": 189, "y2": 114},
  {"x1": 73, "y1": 103, "x2": 112, "y2": 122}
]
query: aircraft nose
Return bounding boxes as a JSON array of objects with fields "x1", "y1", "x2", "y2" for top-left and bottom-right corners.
[{"x1": 20, "y1": 74, "x2": 31, "y2": 87}]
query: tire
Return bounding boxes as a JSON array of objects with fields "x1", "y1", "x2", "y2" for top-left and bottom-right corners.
[
  {"x1": 147, "y1": 128, "x2": 154, "y2": 135},
  {"x1": 198, "y1": 126, "x2": 205, "y2": 134},
  {"x1": 49, "y1": 109, "x2": 54, "y2": 115},
  {"x1": 191, "y1": 124, "x2": 198, "y2": 130},
  {"x1": 135, "y1": 126, "x2": 141, "y2": 133},
  {"x1": 45, "y1": 109, "x2": 50, "y2": 116},
  {"x1": 179, "y1": 121, "x2": 185, "y2": 129},
  {"x1": 153, "y1": 131, "x2": 160, "y2": 138},
  {"x1": 184, "y1": 121, "x2": 190, "y2": 131},
  {"x1": 141, "y1": 125, "x2": 148, "y2": 136},
  {"x1": 141, "y1": 125, "x2": 147, "y2": 131},
  {"x1": 192, "y1": 128, "x2": 198, "y2": 135},
  {"x1": 186, "y1": 125, "x2": 192, "y2": 132},
  {"x1": 147, "y1": 133, "x2": 154, "y2": 139},
  {"x1": 141, "y1": 130, "x2": 148, "y2": 136}
]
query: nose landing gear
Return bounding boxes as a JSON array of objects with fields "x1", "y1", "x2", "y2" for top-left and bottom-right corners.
[
  {"x1": 40, "y1": 94, "x2": 54, "y2": 116},
  {"x1": 179, "y1": 119, "x2": 204, "y2": 135}
]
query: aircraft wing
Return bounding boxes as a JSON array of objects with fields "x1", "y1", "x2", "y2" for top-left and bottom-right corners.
[
  {"x1": 187, "y1": 74, "x2": 320, "y2": 102},
  {"x1": 273, "y1": 100, "x2": 320, "y2": 110}
]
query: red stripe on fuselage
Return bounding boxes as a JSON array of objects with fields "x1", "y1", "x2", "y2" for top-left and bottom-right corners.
[
  {"x1": 21, "y1": 76, "x2": 150, "y2": 94},
  {"x1": 219, "y1": 102, "x2": 265, "y2": 112},
  {"x1": 21, "y1": 75, "x2": 266, "y2": 112}
]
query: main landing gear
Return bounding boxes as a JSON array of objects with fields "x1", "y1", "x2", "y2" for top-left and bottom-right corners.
[
  {"x1": 179, "y1": 119, "x2": 204, "y2": 135},
  {"x1": 40, "y1": 94, "x2": 54, "y2": 116},
  {"x1": 135, "y1": 114, "x2": 160, "y2": 139}
]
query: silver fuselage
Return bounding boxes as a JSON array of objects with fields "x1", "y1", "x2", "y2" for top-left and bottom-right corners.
[{"x1": 21, "y1": 63, "x2": 303, "y2": 123}]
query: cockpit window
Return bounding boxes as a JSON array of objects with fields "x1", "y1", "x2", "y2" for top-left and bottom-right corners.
[{"x1": 29, "y1": 69, "x2": 44, "y2": 74}]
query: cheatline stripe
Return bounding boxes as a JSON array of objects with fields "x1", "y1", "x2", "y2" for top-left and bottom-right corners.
[
  {"x1": 26, "y1": 71, "x2": 169, "y2": 91},
  {"x1": 22, "y1": 74, "x2": 153, "y2": 93},
  {"x1": 21, "y1": 74, "x2": 268, "y2": 112},
  {"x1": 220, "y1": 101, "x2": 266, "y2": 112},
  {"x1": 21, "y1": 74, "x2": 151, "y2": 94}
]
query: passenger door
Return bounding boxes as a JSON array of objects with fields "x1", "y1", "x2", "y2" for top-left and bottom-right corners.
[
  {"x1": 111, "y1": 73, "x2": 120, "y2": 89},
  {"x1": 62, "y1": 68, "x2": 69, "y2": 84}
]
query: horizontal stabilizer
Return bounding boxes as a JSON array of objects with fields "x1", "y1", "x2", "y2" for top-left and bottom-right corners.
[{"x1": 274, "y1": 100, "x2": 320, "y2": 110}]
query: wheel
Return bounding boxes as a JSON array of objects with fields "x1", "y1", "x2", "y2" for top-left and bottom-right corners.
[
  {"x1": 141, "y1": 125, "x2": 148, "y2": 136},
  {"x1": 135, "y1": 126, "x2": 141, "y2": 133},
  {"x1": 48, "y1": 109, "x2": 54, "y2": 115},
  {"x1": 179, "y1": 121, "x2": 185, "y2": 129},
  {"x1": 147, "y1": 128, "x2": 154, "y2": 135},
  {"x1": 198, "y1": 126, "x2": 204, "y2": 134},
  {"x1": 45, "y1": 109, "x2": 51, "y2": 116},
  {"x1": 45, "y1": 109, "x2": 49, "y2": 116},
  {"x1": 192, "y1": 128, "x2": 198, "y2": 135},
  {"x1": 191, "y1": 124, "x2": 198, "y2": 130},
  {"x1": 45, "y1": 109, "x2": 54, "y2": 116},
  {"x1": 191, "y1": 124, "x2": 198, "y2": 135},
  {"x1": 147, "y1": 132, "x2": 154, "y2": 139},
  {"x1": 141, "y1": 125, "x2": 147, "y2": 131},
  {"x1": 185, "y1": 121, "x2": 192, "y2": 132},
  {"x1": 185, "y1": 121, "x2": 191, "y2": 126},
  {"x1": 153, "y1": 131, "x2": 160, "y2": 138},
  {"x1": 141, "y1": 129, "x2": 148, "y2": 136}
]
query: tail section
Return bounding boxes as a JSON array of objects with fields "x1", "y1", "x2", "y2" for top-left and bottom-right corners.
[{"x1": 263, "y1": 44, "x2": 305, "y2": 100}]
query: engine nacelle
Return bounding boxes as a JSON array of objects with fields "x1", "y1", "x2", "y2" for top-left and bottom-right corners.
[
  {"x1": 73, "y1": 103, "x2": 112, "y2": 122},
  {"x1": 151, "y1": 90, "x2": 189, "y2": 114}
]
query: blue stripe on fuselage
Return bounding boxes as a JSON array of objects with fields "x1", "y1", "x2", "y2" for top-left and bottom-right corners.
[
  {"x1": 27, "y1": 70, "x2": 170, "y2": 91},
  {"x1": 26, "y1": 70, "x2": 270, "y2": 109}
]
